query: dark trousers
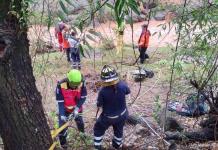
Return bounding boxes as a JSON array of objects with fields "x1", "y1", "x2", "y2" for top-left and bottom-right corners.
[
  {"x1": 59, "y1": 112, "x2": 85, "y2": 146},
  {"x1": 139, "y1": 47, "x2": 149, "y2": 64},
  {"x1": 64, "y1": 48, "x2": 71, "y2": 62},
  {"x1": 93, "y1": 112, "x2": 127, "y2": 149},
  {"x1": 70, "y1": 48, "x2": 81, "y2": 69}
]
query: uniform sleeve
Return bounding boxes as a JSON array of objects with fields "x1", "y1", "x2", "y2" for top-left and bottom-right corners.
[
  {"x1": 76, "y1": 80, "x2": 87, "y2": 108},
  {"x1": 56, "y1": 83, "x2": 65, "y2": 116},
  {"x1": 97, "y1": 90, "x2": 104, "y2": 107}
]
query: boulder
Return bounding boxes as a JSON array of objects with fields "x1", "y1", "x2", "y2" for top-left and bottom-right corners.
[
  {"x1": 154, "y1": 11, "x2": 167, "y2": 21},
  {"x1": 157, "y1": 107, "x2": 183, "y2": 132}
]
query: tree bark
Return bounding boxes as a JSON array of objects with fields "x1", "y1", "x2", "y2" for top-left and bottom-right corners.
[{"x1": 0, "y1": 1, "x2": 52, "y2": 150}]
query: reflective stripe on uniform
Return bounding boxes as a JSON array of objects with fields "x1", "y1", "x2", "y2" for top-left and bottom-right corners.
[
  {"x1": 94, "y1": 142, "x2": 101, "y2": 146},
  {"x1": 114, "y1": 136, "x2": 122, "y2": 141},
  {"x1": 59, "y1": 130, "x2": 67, "y2": 136},
  {"x1": 94, "y1": 136, "x2": 103, "y2": 146},
  {"x1": 57, "y1": 100, "x2": 64, "y2": 103},
  {"x1": 81, "y1": 96, "x2": 87, "y2": 98},
  {"x1": 106, "y1": 108, "x2": 126, "y2": 119},
  {"x1": 113, "y1": 136, "x2": 123, "y2": 145},
  {"x1": 94, "y1": 136, "x2": 103, "y2": 140},
  {"x1": 114, "y1": 140, "x2": 122, "y2": 145}
]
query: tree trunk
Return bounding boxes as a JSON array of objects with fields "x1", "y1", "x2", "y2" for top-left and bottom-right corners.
[{"x1": 0, "y1": 1, "x2": 52, "y2": 150}]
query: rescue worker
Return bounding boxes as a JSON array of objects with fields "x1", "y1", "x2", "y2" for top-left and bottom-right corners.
[
  {"x1": 54, "y1": 22, "x2": 66, "y2": 51},
  {"x1": 56, "y1": 69, "x2": 87, "y2": 148},
  {"x1": 138, "y1": 24, "x2": 151, "y2": 64},
  {"x1": 93, "y1": 65, "x2": 130, "y2": 150},
  {"x1": 68, "y1": 31, "x2": 81, "y2": 69}
]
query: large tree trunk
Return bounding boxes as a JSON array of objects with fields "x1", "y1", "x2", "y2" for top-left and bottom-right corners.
[{"x1": 0, "y1": 1, "x2": 52, "y2": 149}]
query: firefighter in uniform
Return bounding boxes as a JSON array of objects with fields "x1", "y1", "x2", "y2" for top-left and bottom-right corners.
[
  {"x1": 93, "y1": 65, "x2": 131, "y2": 150},
  {"x1": 56, "y1": 69, "x2": 87, "y2": 148}
]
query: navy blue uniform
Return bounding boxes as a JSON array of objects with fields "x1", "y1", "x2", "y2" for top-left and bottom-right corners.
[
  {"x1": 94, "y1": 81, "x2": 130, "y2": 149},
  {"x1": 56, "y1": 78, "x2": 87, "y2": 146}
]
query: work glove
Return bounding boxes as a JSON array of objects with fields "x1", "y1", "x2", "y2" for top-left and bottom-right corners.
[
  {"x1": 60, "y1": 116, "x2": 67, "y2": 122},
  {"x1": 73, "y1": 107, "x2": 79, "y2": 119}
]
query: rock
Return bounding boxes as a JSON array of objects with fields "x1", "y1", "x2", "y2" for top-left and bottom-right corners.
[
  {"x1": 165, "y1": 131, "x2": 182, "y2": 141},
  {"x1": 154, "y1": 11, "x2": 167, "y2": 21},
  {"x1": 157, "y1": 107, "x2": 183, "y2": 132},
  {"x1": 165, "y1": 117, "x2": 183, "y2": 132},
  {"x1": 168, "y1": 141, "x2": 177, "y2": 150},
  {"x1": 135, "y1": 124, "x2": 150, "y2": 136},
  {"x1": 143, "y1": 2, "x2": 158, "y2": 9}
]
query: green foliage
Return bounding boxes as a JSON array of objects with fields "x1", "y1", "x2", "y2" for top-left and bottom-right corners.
[
  {"x1": 152, "y1": 1, "x2": 218, "y2": 111},
  {"x1": 59, "y1": 0, "x2": 69, "y2": 15},
  {"x1": 67, "y1": 129, "x2": 93, "y2": 149},
  {"x1": 9, "y1": 0, "x2": 36, "y2": 28},
  {"x1": 153, "y1": 95, "x2": 162, "y2": 122},
  {"x1": 48, "y1": 111, "x2": 59, "y2": 129},
  {"x1": 173, "y1": 1, "x2": 218, "y2": 87},
  {"x1": 114, "y1": 0, "x2": 140, "y2": 32}
]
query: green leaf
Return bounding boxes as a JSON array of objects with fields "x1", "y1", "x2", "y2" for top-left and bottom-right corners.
[
  {"x1": 152, "y1": 32, "x2": 158, "y2": 36},
  {"x1": 59, "y1": 0, "x2": 69, "y2": 15},
  {"x1": 115, "y1": 0, "x2": 125, "y2": 18},
  {"x1": 115, "y1": 0, "x2": 121, "y2": 15},
  {"x1": 127, "y1": 0, "x2": 140, "y2": 15},
  {"x1": 79, "y1": 44, "x2": 86, "y2": 58},
  {"x1": 86, "y1": 34, "x2": 97, "y2": 42},
  {"x1": 84, "y1": 39, "x2": 93, "y2": 51},
  {"x1": 106, "y1": 2, "x2": 114, "y2": 9},
  {"x1": 84, "y1": 47, "x2": 91, "y2": 58},
  {"x1": 57, "y1": 10, "x2": 66, "y2": 21},
  {"x1": 47, "y1": 10, "x2": 52, "y2": 29},
  {"x1": 118, "y1": 0, "x2": 125, "y2": 17},
  {"x1": 64, "y1": 0, "x2": 76, "y2": 7},
  {"x1": 88, "y1": 29, "x2": 103, "y2": 38}
]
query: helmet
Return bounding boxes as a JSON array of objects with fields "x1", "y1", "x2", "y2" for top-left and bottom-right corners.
[
  {"x1": 67, "y1": 69, "x2": 82, "y2": 86},
  {"x1": 101, "y1": 65, "x2": 119, "y2": 83}
]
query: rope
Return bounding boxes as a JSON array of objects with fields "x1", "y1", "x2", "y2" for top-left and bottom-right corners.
[{"x1": 139, "y1": 116, "x2": 170, "y2": 146}]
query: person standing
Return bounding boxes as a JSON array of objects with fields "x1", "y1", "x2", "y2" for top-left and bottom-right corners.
[
  {"x1": 68, "y1": 32, "x2": 81, "y2": 69},
  {"x1": 138, "y1": 24, "x2": 151, "y2": 64},
  {"x1": 62, "y1": 26, "x2": 71, "y2": 62},
  {"x1": 93, "y1": 65, "x2": 131, "y2": 150},
  {"x1": 56, "y1": 69, "x2": 87, "y2": 148},
  {"x1": 54, "y1": 22, "x2": 66, "y2": 51}
]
